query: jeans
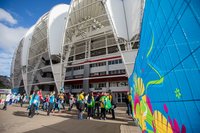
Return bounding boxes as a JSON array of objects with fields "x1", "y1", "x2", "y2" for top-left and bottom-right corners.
[
  {"x1": 111, "y1": 108, "x2": 115, "y2": 119},
  {"x1": 28, "y1": 104, "x2": 36, "y2": 118},
  {"x1": 47, "y1": 103, "x2": 54, "y2": 115},
  {"x1": 100, "y1": 108, "x2": 106, "y2": 119},
  {"x1": 127, "y1": 103, "x2": 132, "y2": 116},
  {"x1": 60, "y1": 100, "x2": 65, "y2": 109},
  {"x1": 2, "y1": 101, "x2": 8, "y2": 110},
  {"x1": 78, "y1": 110, "x2": 83, "y2": 120},
  {"x1": 94, "y1": 104, "x2": 100, "y2": 117},
  {"x1": 87, "y1": 107, "x2": 93, "y2": 118},
  {"x1": 43, "y1": 102, "x2": 49, "y2": 111}
]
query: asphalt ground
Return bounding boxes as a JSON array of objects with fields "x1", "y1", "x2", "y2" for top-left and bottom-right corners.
[{"x1": 0, "y1": 104, "x2": 140, "y2": 133}]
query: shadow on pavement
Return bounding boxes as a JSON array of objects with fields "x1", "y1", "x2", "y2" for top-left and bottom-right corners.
[
  {"x1": 24, "y1": 119, "x2": 121, "y2": 133},
  {"x1": 12, "y1": 108, "x2": 133, "y2": 125},
  {"x1": 51, "y1": 110, "x2": 132, "y2": 124},
  {"x1": 13, "y1": 111, "x2": 28, "y2": 117}
]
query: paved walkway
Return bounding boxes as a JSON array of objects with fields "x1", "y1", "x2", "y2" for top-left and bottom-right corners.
[{"x1": 0, "y1": 104, "x2": 141, "y2": 133}]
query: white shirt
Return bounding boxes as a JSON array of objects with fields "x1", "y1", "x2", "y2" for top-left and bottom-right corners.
[{"x1": 5, "y1": 94, "x2": 11, "y2": 102}]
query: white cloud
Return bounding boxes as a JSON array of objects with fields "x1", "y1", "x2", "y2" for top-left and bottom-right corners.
[
  {"x1": 0, "y1": 23, "x2": 28, "y2": 76},
  {"x1": 0, "y1": 23, "x2": 28, "y2": 51},
  {"x1": 0, "y1": 9, "x2": 28, "y2": 77},
  {"x1": 0, "y1": 8, "x2": 17, "y2": 25}
]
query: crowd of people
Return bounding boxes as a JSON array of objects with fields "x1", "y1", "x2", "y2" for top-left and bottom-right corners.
[
  {"x1": 1, "y1": 93, "x2": 28, "y2": 110},
  {"x1": 1, "y1": 89, "x2": 133, "y2": 121},
  {"x1": 75, "y1": 90, "x2": 116, "y2": 120}
]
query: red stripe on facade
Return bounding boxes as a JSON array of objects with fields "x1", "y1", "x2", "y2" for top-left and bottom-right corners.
[
  {"x1": 64, "y1": 75, "x2": 127, "y2": 84},
  {"x1": 89, "y1": 76, "x2": 128, "y2": 83},
  {"x1": 75, "y1": 56, "x2": 121, "y2": 65}
]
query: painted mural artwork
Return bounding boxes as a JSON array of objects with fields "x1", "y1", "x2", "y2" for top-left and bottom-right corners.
[{"x1": 129, "y1": 0, "x2": 200, "y2": 132}]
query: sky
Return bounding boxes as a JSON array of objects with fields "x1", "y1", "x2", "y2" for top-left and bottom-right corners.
[{"x1": 0, "y1": 0, "x2": 71, "y2": 77}]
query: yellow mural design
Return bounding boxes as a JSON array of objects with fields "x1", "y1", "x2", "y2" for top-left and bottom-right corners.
[
  {"x1": 146, "y1": 33, "x2": 154, "y2": 58},
  {"x1": 135, "y1": 102, "x2": 147, "y2": 131},
  {"x1": 153, "y1": 111, "x2": 173, "y2": 133},
  {"x1": 134, "y1": 77, "x2": 145, "y2": 96}
]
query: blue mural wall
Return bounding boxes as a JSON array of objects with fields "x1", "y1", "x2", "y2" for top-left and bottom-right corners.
[{"x1": 129, "y1": 0, "x2": 200, "y2": 132}]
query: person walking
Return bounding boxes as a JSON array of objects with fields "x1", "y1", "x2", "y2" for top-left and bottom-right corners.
[
  {"x1": 100, "y1": 92, "x2": 107, "y2": 120},
  {"x1": 84, "y1": 93, "x2": 89, "y2": 112},
  {"x1": 28, "y1": 90, "x2": 40, "y2": 118},
  {"x1": 20, "y1": 94, "x2": 26, "y2": 107},
  {"x1": 69, "y1": 95, "x2": 74, "y2": 111},
  {"x1": 58, "y1": 92, "x2": 65, "y2": 110},
  {"x1": 94, "y1": 92, "x2": 101, "y2": 118},
  {"x1": 87, "y1": 91, "x2": 95, "y2": 120},
  {"x1": 126, "y1": 92, "x2": 132, "y2": 116},
  {"x1": 76, "y1": 90, "x2": 85, "y2": 120},
  {"x1": 47, "y1": 91, "x2": 55, "y2": 116},
  {"x1": 2, "y1": 93, "x2": 11, "y2": 110},
  {"x1": 108, "y1": 91, "x2": 116, "y2": 119},
  {"x1": 43, "y1": 94, "x2": 49, "y2": 111},
  {"x1": 54, "y1": 97, "x2": 60, "y2": 113},
  {"x1": 36, "y1": 89, "x2": 44, "y2": 114}
]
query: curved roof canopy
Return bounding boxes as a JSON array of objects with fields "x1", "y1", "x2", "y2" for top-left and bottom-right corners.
[
  {"x1": 11, "y1": 39, "x2": 24, "y2": 88},
  {"x1": 48, "y1": 4, "x2": 70, "y2": 55},
  {"x1": 21, "y1": 25, "x2": 35, "y2": 66}
]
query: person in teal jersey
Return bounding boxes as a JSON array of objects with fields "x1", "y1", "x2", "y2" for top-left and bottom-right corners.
[
  {"x1": 47, "y1": 91, "x2": 55, "y2": 116},
  {"x1": 28, "y1": 90, "x2": 39, "y2": 118}
]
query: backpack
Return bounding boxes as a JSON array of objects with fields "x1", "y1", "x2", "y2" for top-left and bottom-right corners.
[
  {"x1": 87, "y1": 96, "x2": 95, "y2": 108},
  {"x1": 105, "y1": 98, "x2": 112, "y2": 110},
  {"x1": 100, "y1": 96, "x2": 111, "y2": 110}
]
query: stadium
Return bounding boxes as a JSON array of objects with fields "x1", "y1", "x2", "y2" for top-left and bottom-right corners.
[
  {"x1": 10, "y1": 0, "x2": 200, "y2": 132},
  {"x1": 11, "y1": 0, "x2": 143, "y2": 103}
]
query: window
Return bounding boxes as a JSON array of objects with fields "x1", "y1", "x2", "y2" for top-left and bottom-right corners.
[
  {"x1": 66, "y1": 68, "x2": 72, "y2": 72},
  {"x1": 122, "y1": 93, "x2": 126, "y2": 102},
  {"x1": 90, "y1": 72, "x2": 99, "y2": 76},
  {"x1": 118, "y1": 93, "x2": 121, "y2": 102},
  {"x1": 91, "y1": 48, "x2": 106, "y2": 57},
  {"x1": 120, "y1": 69, "x2": 126, "y2": 74},
  {"x1": 109, "y1": 69, "x2": 126, "y2": 75},
  {"x1": 75, "y1": 53, "x2": 85, "y2": 60},
  {"x1": 90, "y1": 71, "x2": 106, "y2": 77},
  {"x1": 99, "y1": 71, "x2": 106, "y2": 76},
  {"x1": 120, "y1": 82, "x2": 128, "y2": 86},
  {"x1": 99, "y1": 62, "x2": 106, "y2": 66},
  {"x1": 89, "y1": 84, "x2": 93, "y2": 88},
  {"x1": 99, "y1": 82, "x2": 106, "y2": 88},
  {"x1": 109, "y1": 82, "x2": 117, "y2": 87},
  {"x1": 72, "y1": 84, "x2": 83, "y2": 89},
  {"x1": 131, "y1": 41, "x2": 139, "y2": 49},
  {"x1": 108, "y1": 46, "x2": 118, "y2": 54},
  {"x1": 68, "y1": 56, "x2": 74, "y2": 61},
  {"x1": 91, "y1": 83, "x2": 98, "y2": 88},
  {"x1": 120, "y1": 44, "x2": 125, "y2": 51},
  {"x1": 74, "y1": 66, "x2": 84, "y2": 71},
  {"x1": 90, "y1": 62, "x2": 106, "y2": 68},
  {"x1": 109, "y1": 81, "x2": 128, "y2": 87},
  {"x1": 74, "y1": 74, "x2": 83, "y2": 78},
  {"x1": 95, "y1": 88, "x2": 102, "y2": 90},
  {"x1": 108, "y1": 59, "x2": 123, "y2": 65},
  {"x1": 91, "y1": 37, "x2": 106, "y2": 50},
  {"x1": 90, "y1": 83, "x2": 106, "y2": 88}
]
